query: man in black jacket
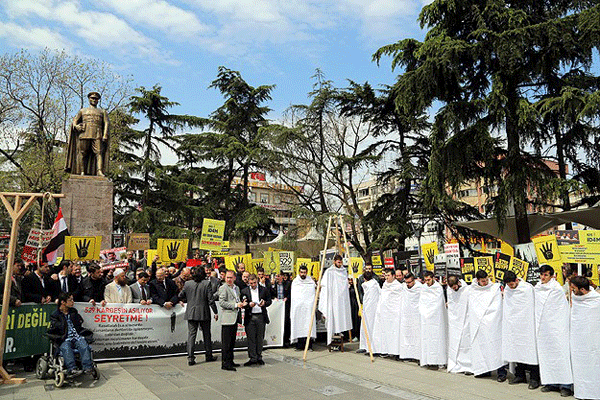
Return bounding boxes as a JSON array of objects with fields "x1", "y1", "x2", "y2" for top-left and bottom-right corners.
[
  {"x1": 48, "y1": 292, "x2": 94, "y2": 376},
  {"x1": 21, "y1": 262, "x2": 56, "y2": 303},
  {"x1": 241, "y1": 274, "x2": 272, "y2": 366},
  {"x1": 149, "y1": 267, "x2": 180, "y2": 309},
  {"x1": 179, "y1": 268, "x2": 218, "y2": 365},
  {"x1": 81, "y1": 263, "x2": 106, "y2": 307}
]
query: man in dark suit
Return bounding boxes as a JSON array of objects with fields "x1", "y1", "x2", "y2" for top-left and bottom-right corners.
[
  {"x1": 130, "y1": 271, "x2": 152, "y2": 304},
  {"x1": 21, "y1": 262, "x2": 56, "y2": 303},
  {"x1": 179, "y1": 268, "x2": 218, "y2": 365},
  {"x1": 149, "y1": 267, "x2": 179, "y2": 309},
  {"x1": 55, "y1": 260, "x2": 80, "y2": 297},
  {"x1": 241, "y1": 274, "x2": 272, "y2": 366},
  {"x1": 81, "y1": 263, "x2": 106, "y2": 306},
  {"x1": 271, "y1": 272, "x2": 291, "y2": 347}
]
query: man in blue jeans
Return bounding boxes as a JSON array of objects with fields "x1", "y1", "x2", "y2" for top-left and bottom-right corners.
[{"x1": 48, "y1": 292, "x2": 94, "y2": 376}]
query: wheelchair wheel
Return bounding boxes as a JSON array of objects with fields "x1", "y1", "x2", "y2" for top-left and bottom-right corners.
[
  {"x1": 36, "y1": 356, "x2": 49, "y2": 379},
  {"x1": 92, "y1": 365, "x2": 100, "y2": 380},
  {"x1": 54, "y1": 371, "x2": 65, "y2": 388}
]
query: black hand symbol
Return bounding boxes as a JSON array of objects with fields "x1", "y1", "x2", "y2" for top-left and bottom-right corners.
[
  {"x1": 351, "y1": 262, "x2": 359, "y2": 273},
  {"x1": 167, "y1": 242, "x2": 180, "y2": 260},
  {"x1": 255, "y1": 262, "x2": 264, "y2": 269},
  {"x1": 541, "y1": 242, "x2": 554, "y2": 260},
  {"x1": 233, "y1": 257, "x2": 244, "y2": 270},
  {"x1": 426, "y1": 249, "x2": 435, "y2": 264},
  {"x1": 75, "y1": 239, "x2": 90, "y2": 258}
]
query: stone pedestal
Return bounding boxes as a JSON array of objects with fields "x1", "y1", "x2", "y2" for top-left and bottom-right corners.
[{"x1": 61, "y1": 175, "x2": 113, "y2": 250}]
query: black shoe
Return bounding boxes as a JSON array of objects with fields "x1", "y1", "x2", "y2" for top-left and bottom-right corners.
[
  {"x1": 232, "y1": 362, "x2": 240, "y2": 367},
  {"x1": 66, "y1": 369, "x2": 83, "y2": 378},
  {"x1": 509, "y1": 376, "x2": 526, "y2": 385},
  {"x1": 244, "y1": 360, "x2": 258, "y2": 367},
  {"x1": 205, "y1": 356, "x2": 217, "y2": 363},
  {"x1": 188, "y1": 360, "x2": 196, "y2": 366},
  {"x1": 560, "y1": 388, "x2": 573, "y2": 397},
  {"x1": 221, "y1": 365, "x2": 236, "y2": 371},
  {"x1": 257, "y1": 360, "x2": 265, "y2": 365},
  {"x1": 541, "y1": 386, "x2": 558, "y2": 393},
  {"x1": 475, "y1": 372, "x2": 491, "y2": 378},
  {"x1": 497, "y1": 375, "x2": 507, "y2": 383},
  {"x1": 528, "y1": 380, "x2": 540, "y2": 390}
]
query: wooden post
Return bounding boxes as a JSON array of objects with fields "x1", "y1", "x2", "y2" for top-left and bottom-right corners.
[
  {"x1": 0, "y1": 192, "x2": 64, "y2": 385},
  {"x1": 303, "y1": 215, "x2": 333, "y2": 362},
  {"x1": 339, "y1": 216, "x2": 374, "y2": 362}
]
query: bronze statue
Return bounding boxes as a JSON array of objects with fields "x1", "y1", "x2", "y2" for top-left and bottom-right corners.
[{"x1": 65, "y1": 92, "x2": 110, "y2": 176}]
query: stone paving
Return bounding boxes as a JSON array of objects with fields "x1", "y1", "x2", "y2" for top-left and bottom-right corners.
[{"x1": 0, "y1": 342, "x2": 564, "y2": 400}]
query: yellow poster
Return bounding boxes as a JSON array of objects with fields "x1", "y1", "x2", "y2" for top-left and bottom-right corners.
[
  {"x1": 294, "y1": 258, "x2": 312, "y2": 277},
  {"x1": 211, "y1": 241, "x2": 230, "y2": 257},
  {"x1": 146, "y1": 249, "x2": 158, "y2": 267},
  {"x1": 533, "y1": 235, "x2": 564, "y2": 284},
  {"x1": 199, "y1": 218, "x2": 226, "y2": 251},
  {"x1": 251, "y1": 258, "x2": 264, "y2": 273},
  {"x1": 64, "y1": 236, "x2": 102, "y2": 261},
  {"x1": 349, "y1": 257, "x2": 364, "y2": 279},
  {"x1": 508, "y1": 257, "x2": 529, "y2": 281},
  {"x1": 310, "y1": 261, "x2": 320, "y2": 280},
  {"x1": 157, "y1": 238, "x2": 189, "y2": 263},
  {"x1": 263, "y1": 251, "x2": 279, "y2": 275},
  {"x1": 582, "y1": 264, "x2": 600, "y2": 286},
  {"x1": 460, "y1": 257, "x2": 475, "y2": 284},
  {"x1": 474, "y1": 256, "x2": 495, "y2": 282},
  {"x1": 225, "y1": 254, "x2": 252, "y2": 273},
  {"x1": 501, "y1": 241, "x2": 514, "y2": 257},
  {"x1": 276, "y1": 251, "x2": 295, "y2": 274},
  {"x1": 422, "y1": 242, "x2": 439, "y2": 271}
]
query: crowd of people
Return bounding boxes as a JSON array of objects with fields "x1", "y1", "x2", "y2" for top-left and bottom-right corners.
[{"x1": 2, "y1": 251, "x2": 599, "y2": 400}]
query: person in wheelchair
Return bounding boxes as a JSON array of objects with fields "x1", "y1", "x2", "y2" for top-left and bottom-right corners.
[{"x1": 47, "y1": 292, "x2": 94, "y2": 377}]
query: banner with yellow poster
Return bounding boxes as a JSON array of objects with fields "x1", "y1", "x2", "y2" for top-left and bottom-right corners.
[
  {"x1": 474, "y1": 256, "x2": 495, "y2": 282},
  {"x1": 349, "y1": 257, "x2": 364, "y2": 279},
  {"x1": 421, "y1": 242, "x2": 439, "y2": 271},
  {"x1": 533, "y1": 235, "x2": 564, "y2": 284},
  {"x1": 294, "y1": 258, "x2": 312, "y2": 277},
  {"x1": 157, "y1": 239, "x2": 189, "y2": 263},
  {"x1": 64, "y1": 236, "x2": 102, "y2": 261}
]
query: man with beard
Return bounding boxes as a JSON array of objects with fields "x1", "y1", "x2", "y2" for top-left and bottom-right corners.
[
  {"x1": 104, "y1": 268, "x2": 133, "y2": 303},
  {"x1": 399, "y1": 272, "x2": 421, "y2": 361},
  {"x1": 290, "y1": 265, "x2": 316, "y2": 350},
  {"x1": 318, "y1": 255, "x2": 352, "y2": 347},
  {"x1": 446, "y1": 275, "x2": 472, "y2": 374},
  {"x1": 419, "y1": 271, "x2": 447, "y2": 368},
  {"x1": 372, "y1": 269, "x2": 402, "y2": 358},
  {"x1": 357, "y1": 269, "x2": 380, "y2": 354}
]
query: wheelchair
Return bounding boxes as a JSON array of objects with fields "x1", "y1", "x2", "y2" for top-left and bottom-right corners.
[{"x1": 35, "y1": 330, "x2": 100, "y2": 388}]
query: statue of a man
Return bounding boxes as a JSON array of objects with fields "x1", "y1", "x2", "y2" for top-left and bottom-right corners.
[{"x1": 65, "y1": 91, "x2": 110, "y2": 176}]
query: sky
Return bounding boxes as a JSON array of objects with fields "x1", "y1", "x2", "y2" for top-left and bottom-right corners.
[{"x1": 0, "y1": 0, "x2": 432, "y2": 124}]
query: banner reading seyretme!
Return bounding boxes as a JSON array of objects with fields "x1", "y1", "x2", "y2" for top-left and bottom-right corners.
[{"x1": 74, "y1": 300, "x2": 284, "y2": 361}]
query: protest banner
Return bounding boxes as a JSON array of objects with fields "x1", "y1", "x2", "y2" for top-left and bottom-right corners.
[
  {"x1": 348, "y1": 257, "x2": 364, "y2": 279},
  {"x1": 276, "y1": 251, "x2": 295, "y2": 273},
  {"x1": 533, "y1": 235, "x2": 564, "y2": 284},
  {"x1": 64, "y1": 236, "x2": 102, "y2": 261},
  {"x1": 127, "y1": 233, "x2": 150, "y2": 251},
  {"x1": 74, "y1": 301, "x2": 284, "y2": 361},
  {"x1": 211, "y1": 241, "x2": 230, "y2": 257},
  {"x1": 557, "y1": 230, "x2": 600, "y2": 265},
  {"x1": 422, "y1": 242, "x2": 439, "y2": 271},
  {"x1": 199, "y1": 219, "x2": 225, "y2": 251},
  {"x1": 294, "y1": 258, "x2": 312, "y2": 276},
  {"x1": 384, "y1": 257, "x2": 395, "y2": 268},
  {"x1": 508, "y1": 257, "x2": 529, "y2": 281},
  {"x1": 444, "y1": 243, "x2": 460, "y2": 257},
  {"x1": 494, "y1": 252, "x2": 511, "y2": 282},
  {"x1": 460, "y1": 257, "x2": 475, "y2": 283},
  {"x1": 99, "y1": 247, "x2": 128, "y2": 270},
  {"x1": 225, "y1": 254, "x2": 253, "y2": 273},
  {"x1": 1, "y1": 304, "x2": 54, "y2": 360},
  {"x1": 263, "y1": 251, "x2": 279, "y2": 275},
  {"x1": 157, "y1": 239, "x2": 189, "y2": 263},
  {"x1": 474, "y1": 256, "x2": 495, "y2": 282},
  {"x1": 21, "y1": 228, "x2": 53, "y2": 264}
]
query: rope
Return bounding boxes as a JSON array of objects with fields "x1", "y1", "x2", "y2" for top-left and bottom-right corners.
[{"x1": 36, "y1": 192, "x2": 51, "y2": 266}]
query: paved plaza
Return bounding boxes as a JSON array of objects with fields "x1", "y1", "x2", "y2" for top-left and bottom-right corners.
[{"x1": 1, "y1": 343, "x2": 558, "y2": 400}]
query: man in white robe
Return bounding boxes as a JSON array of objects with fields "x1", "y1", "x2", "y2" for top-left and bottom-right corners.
[
  {"x1": 447, "y1": 275, "x2": 472, "y2": 374},
  {"x1": 468, "y1": 270, "x2": 506, "y2": 381},
  {"x1": 502, "y1": 271, "x2": 539, "y2": 389},
  {"x1": 419, "y1": 271, "x2": 447, "y2": 367},
  {"x1": 372, "y1": 269, "x2": 402, "y2": 357},
  {"x1": 318, "y1": 254, "x2": 352, "y2": 346},
  {"x1": 569, "y1": 275, "x2": 600, "y2": 400},
  {"x1": 358, "y1": 270, "x2": 380, "y2": 353},
  {"x1": 535, "y1": 265, "x2": 573, "y2": 397},
  {"x1": 399, "y1": 272, "x2": 421, "y2": 360},
  {"x1": 290, "y1": 264, "x2": 316, "y2": 350}
]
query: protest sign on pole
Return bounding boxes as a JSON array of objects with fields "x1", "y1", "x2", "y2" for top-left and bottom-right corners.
[
  {"x1": 225, "y1": 254, "x2": 252, "y2": 273},
  {"x1": 295, "y1": 258, "x2": 312, "y2": 276},
  {"x1": 494, "y1": 252, "x2": 511, "y2": 282},
  {"x1": 263, "y1": 251, "x2": 279, "y2": 275},
  {"x1": 348, "y1": 257, "x2": 364, "y2": 279},
  {"x1": 127, "y1": 233, "x2": 150, "y2": 251},
  {"x1": 21, "y1": 228, "x2": 53, "y2": 264},
  {"x1": 64, "y1": 236, "x2": 102, "y2": 261},
  {"x1": 211, "y1": 241, "x2": 230, "y2": 257},
  {"x1": 460, "y1": 257, "x2": 475, "y2": 283},
  {"x1": 277, "y1": 251, "x2": 295, "y2": 273},
  {"x1": 533, "y1": 235, "x2": 564, "y2": 284},
  {"x1": 99, "y1": 247, "x2": 128, "y2": 270},
  {"x1": 199, "y1": 219, "x2": 225, "y2": 251},
  {"x1": 421, "y1": 242, "x2": 439, "y2": 271},
  {"x1": 474, "y1": 256, "x2": 495, "y2": 282},
  {"x1": 509, "y1": 257, "x2": 529, "y2": 281},
  {"x1": 157, "y1": 239, "x2": 189, "y2": 263}
]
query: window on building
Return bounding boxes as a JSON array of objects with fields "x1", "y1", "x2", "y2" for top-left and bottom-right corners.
[
  {"x1": 273, "y1": 194, "x2": 281, "y2": 204},
  {"x1": 359, "y1": 188, "x2": 369, "y2": 197},
  {"x1": 249, "y1": 192, "x2": 256, "y2": 202},
  {"x1": 260, "y1": 193, "x2": 269, "y2": 203}
]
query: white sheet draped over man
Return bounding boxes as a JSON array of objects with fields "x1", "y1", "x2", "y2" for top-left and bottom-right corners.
[
  {"x1": 419, "y1": 271, "x2": 448, "y2": 367},
  {"x1": 468, "y1": 270, "x2": 504, "y2": 377},
  {"x1": 501, "y1": 271, "x2": 539, "y2": 388},
  {"x1": 360, "y1": 271, "x2": 381, "y2": 352},
  {"x1": 534, "y1": 265, "x2": 572, "y2": 389},
  {"x1": 399, "y1": 272, "x2": 421, "y2": 360},
  {"x1": 569, "y1": 276, "x2": 600, "y2": 400},
  {"x1": 318, "y1": 255, "x2": 352, "y2": 345},
  {"x1": 447, "y1": 276, "x2": 472, "y2": 374},
  {"x1": 290, "y1": 264, "x2": 317, "y2": 346},
  {"x1": 372, "y1": 269, "x2": 402, "y2": 356}
]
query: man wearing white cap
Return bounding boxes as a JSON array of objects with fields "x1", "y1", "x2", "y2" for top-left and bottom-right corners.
[{"x1": 104, "y1": 268, "x2": 133, "y2": 303}]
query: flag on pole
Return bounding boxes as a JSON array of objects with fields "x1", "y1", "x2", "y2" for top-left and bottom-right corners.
[{"x1": 43, "y1": 208, "x2": 69, "y2": 265}]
